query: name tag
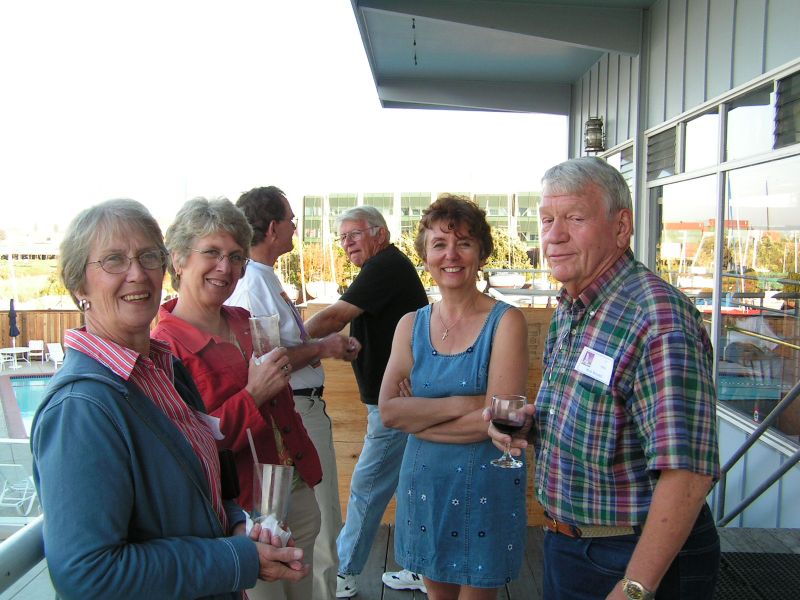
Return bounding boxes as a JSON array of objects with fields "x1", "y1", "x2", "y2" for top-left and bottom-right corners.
[{"x1": 574, "y1": 346, "x2": 614, "y2": 386}]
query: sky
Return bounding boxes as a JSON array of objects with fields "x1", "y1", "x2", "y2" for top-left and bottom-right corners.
[{"x1": 0, "y1": 1, "x2": 567, "y2": 232}]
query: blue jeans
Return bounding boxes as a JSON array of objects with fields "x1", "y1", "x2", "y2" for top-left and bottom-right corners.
[
  {"x1": 543, "y1": 504, "x2": 720, "y2": 599},
  {"x1": 337, "y1": 403, "x2": 408, "y2": 575}
]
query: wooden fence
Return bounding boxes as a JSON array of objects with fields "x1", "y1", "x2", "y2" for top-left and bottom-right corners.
[{"x1": 0, "y1": 310, "x2": 83, "y2": 348}]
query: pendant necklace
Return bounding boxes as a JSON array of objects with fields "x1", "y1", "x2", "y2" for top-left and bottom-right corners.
[{"x1": 438, "y1": 297, "x2": 475, "y2": 341}]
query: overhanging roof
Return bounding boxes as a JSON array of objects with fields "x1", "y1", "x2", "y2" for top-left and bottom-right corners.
[{"x1": 350, "y1": 0, "x2": 656, "y2": 114}]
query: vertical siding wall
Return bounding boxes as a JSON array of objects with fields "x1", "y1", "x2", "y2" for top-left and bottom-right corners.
[
  {"x1": 570, "y1": 0, "x2": 800, "y2": 149},
  {"x1": 572, "y1": 53, "x2": 639, "y2": 153}
]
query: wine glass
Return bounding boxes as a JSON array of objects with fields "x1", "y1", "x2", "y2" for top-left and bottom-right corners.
[
  {"x1": 249, "y1": 314, "x2": 280, "y2": 363},
  {"x1": 490, "y1": 394, "x2": 527, "y2": 469}
]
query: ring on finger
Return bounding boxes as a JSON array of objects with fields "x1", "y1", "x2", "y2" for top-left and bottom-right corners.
[{"x1": 281, "y1": 364, "x2": 290, "y2": 374}]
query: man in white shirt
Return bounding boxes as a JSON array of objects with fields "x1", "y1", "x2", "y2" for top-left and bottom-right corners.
[{"x1": 228, "y1": 186, "x2": 361, "y2": 600}]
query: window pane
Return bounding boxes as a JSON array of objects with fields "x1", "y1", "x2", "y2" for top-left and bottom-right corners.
[
  {"x1": 726, "y1": 84, "x2": 775, "y2": 161},
  {"x1": 655, "y1": 175, "x2": 717, "y2": 301},
  {"x1": 685, "y1": 111, "x2": 719, "y2": 171},
  {"x1": 720, "y1": 155, "x2": 800, "y2": 433},
  {"x1": 775, "y1": 71, "x2": 800, "y2": 149},
  {"x1": 400, "y1": 192, "x2": 431, "y2": 234}
]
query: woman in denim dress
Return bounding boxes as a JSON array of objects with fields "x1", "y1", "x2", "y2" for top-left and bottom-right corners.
[{"x1": 379, "y1": 195, "x2": 529, "y2": 599}]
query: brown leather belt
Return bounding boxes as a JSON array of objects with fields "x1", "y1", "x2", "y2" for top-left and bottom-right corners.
[{"x1": 543, "y1": 515, "x2": 637, "y2": 539}]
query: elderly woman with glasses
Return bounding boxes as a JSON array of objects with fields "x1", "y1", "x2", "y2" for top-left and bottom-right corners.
[
  {"x1": 152, "y1": 197, "x2": 322, "y2": 600},
  {"x1": 31, "y1": 199, "x2": 307, "y2": 600}
]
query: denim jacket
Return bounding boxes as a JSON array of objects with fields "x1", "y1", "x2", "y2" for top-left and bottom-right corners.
[{"x1": 31, "y1": 349, "x2": 257, "y2": 600}]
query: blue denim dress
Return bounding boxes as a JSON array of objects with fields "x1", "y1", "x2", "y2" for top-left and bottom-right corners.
[{"x1": 394, "y1": 301, "x2": 526, "y2": 587}]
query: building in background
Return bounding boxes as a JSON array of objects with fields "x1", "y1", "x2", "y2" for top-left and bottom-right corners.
[{"x1": 300, "y1": 190, "x2": 542, "y2": 250}]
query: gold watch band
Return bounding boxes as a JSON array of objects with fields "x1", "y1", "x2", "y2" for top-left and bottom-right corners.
[{"x1": 621, "y1": 577, "x2": 655, "y2": 600}]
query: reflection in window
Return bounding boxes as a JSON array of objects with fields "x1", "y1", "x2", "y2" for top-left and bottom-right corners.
[
  {"x1": 719, "y1": 156, "x2": 800, "y2": 431},
  {"x1": 655, "y1": 176, "x2": 717, "y2": 297},
  {"x1": 685, "y1": 111, "x2": 719, "y2": 171},
  {"x1": 726, "y1": 85, "x2": 775, "y2": 161}
]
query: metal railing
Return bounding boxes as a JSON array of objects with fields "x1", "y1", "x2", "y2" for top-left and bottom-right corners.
[
  {"x1": 0, "y1": 515, "x2": 43, "y2": 594},
  {"x1": 715, "y1": 379, "x2": 800, "y2": 527}
]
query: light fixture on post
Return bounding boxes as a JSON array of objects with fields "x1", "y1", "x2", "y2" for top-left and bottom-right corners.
[{"x1": 584, "y1": 116, "x2": 605, "y2": 153}]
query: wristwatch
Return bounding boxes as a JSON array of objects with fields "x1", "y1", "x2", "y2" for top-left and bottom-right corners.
[{"x1": 621, "y1": 577, "x2": 655, "y2": 600}]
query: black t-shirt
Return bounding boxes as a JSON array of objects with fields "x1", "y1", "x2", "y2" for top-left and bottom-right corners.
[{"x1": 340, "y1": 244, "x2": 428, "y2": 404}]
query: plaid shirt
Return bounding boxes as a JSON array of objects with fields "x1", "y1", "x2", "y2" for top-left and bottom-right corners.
[{"x1": 534, "y1": 250, "x2": 719, "y2": 526}]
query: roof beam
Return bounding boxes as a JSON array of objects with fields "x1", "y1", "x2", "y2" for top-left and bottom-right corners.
[
  {"x1": 356, "y1": 0, "x2": 643, "y2": 55},
  {"x1": 377, "y1": 78, "x2": 571, "y2": 114}
]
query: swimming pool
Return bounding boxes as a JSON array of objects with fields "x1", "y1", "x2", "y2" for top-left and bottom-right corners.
[{"x1": 13, "y1": 376, "x2": 50, "y2": 435}]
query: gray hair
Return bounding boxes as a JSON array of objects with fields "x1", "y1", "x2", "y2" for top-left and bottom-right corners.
[
  {"x1": 165, "y1": 197, "x2": 253, "y2": 290},
  {"x1": 541, "y1": 156, "x2": 632, "y2": 214},
  {"x1": 334, "y1": 206, "x2": 389, "y2": 240},
  {"x1": 60, "y1": 199, "x2": 167, "y2": 308}
]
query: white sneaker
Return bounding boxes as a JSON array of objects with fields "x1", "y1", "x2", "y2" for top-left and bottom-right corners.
[
  {"x1": 336, "y1": 573, "x2": 358, "y2": 598},
  {"x1": 382, "y1": 569, "x2": 428, "y2": 593}
]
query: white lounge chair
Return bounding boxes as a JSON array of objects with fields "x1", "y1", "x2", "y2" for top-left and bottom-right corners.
[
  {"x1": 46, "y1": 342, "x2": 65, "y2": 369},
  {"x1": 0, "y1": 464, "x2": 38, "y2": 516},
  {"x1": 28, "y1": 339, "x2": 45, "y2": 361}
]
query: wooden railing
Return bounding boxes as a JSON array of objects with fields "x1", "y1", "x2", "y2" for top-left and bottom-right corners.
[{"x1": 2, "y1": 307, "x2": 553, "y2": 525}]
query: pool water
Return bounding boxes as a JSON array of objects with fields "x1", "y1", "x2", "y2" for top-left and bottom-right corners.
[{"x1": 11, "y1": 376, "x2": 50, "y2": 437}]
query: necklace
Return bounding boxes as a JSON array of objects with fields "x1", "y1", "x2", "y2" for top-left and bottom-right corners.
[{"x1": 438, "y1": 297, "x2": 476, "y2": 341}]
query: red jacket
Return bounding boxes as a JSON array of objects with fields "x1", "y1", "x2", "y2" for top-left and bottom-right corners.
[{"x1": 153, "y1": 299, "x2": 321, "y2": 510}]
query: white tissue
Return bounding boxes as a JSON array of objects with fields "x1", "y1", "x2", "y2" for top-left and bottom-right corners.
[{"x1": 243, "y1": 510, "x2": 292, "y2": 547}]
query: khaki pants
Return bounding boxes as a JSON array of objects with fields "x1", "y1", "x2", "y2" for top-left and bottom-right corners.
[
  {"x1": 292, "y1": 393, "x2": 343, "y2": 599},
  {"x1": 248, "y1": 481, "x2": 321, "y2": 600}
]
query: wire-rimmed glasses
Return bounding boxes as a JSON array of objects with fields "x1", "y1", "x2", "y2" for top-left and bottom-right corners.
[
  {"x1": 190, "y1": 248, "x2": 250, "y2": 269},
  {"x1": 338, "y1": 226, "x2": 379, "y2": 245},
  {"x1": 86, "y1": 250, "x2": 167, "y2": 274}
]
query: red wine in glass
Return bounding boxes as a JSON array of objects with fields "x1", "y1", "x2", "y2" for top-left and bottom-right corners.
[
  {"x1": 490, "y1": 394, "x2": 527, "y2": 469},
  {"x1": 491, "y1": 418, "x2": 524, "y2": 436}
]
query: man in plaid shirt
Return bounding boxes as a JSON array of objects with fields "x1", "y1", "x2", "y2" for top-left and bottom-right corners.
[{"x1": 489, "y1": 157, "x2": 720, "y2": 600}]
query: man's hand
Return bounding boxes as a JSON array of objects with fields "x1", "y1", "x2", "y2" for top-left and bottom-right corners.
[
  {"x1": 484, "y1": 402, "x2": 535, "y2": 456},
  {"x1": 318, "y1": 334, "x2": 361, "y2": 362}
]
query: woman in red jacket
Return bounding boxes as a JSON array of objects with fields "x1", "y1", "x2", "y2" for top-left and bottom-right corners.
[{"x1": 153, "y1": 197, "x2": 322, "y2": 600}]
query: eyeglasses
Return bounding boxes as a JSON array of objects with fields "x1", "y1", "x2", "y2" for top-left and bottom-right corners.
[
  {"x1": 338, "y1": 226, "x2": 379, "y2": 245},
  {"x1": 190, "y1": 248, "x2": 250, "y2": 268},
  {"x1": 87, "y1": 250, "x2": 167, "y2": 274}
]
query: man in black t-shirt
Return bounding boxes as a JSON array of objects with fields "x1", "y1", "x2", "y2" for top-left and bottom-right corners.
[{"x1": 306, "y1": 206, "x2": 428, "y2": 598}]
